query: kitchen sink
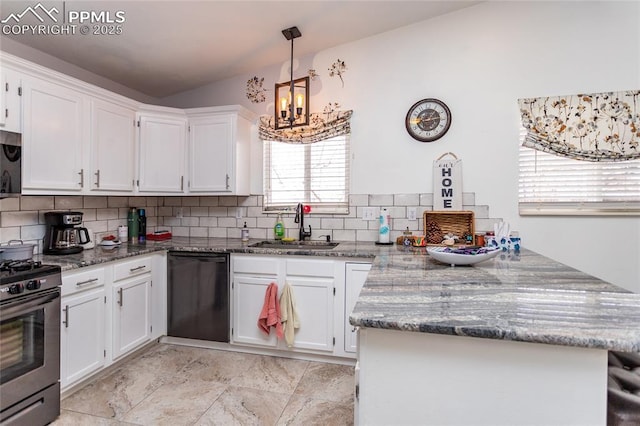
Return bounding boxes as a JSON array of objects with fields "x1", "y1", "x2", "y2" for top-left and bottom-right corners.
[{"x1": 248, "y1": 240, "x2": 340, "y2": 250}]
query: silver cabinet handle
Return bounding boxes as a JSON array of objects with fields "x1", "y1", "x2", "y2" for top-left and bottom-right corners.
[
  {"x1": 76, "y1": 278, "x2": 99, "y2": 286},
  {"x1": 78, "y1": 169, "x2": 84, "y2": 187},
  {"x1": 117, "y1": 287, "x2": 123, "y2": 307},
  {"x1": 94, "y1": 169, "x2": 100, "y2": 187},
  {"x1": 226, "y1": 174, "x2": 230, "y2": 190},
  {"x1": 180, "y1": 176, "x2": 184, "y2": 191},
  {"x1": 129, "y1": 265, "x2": 146, "y2": 272},
  {"x1": 63, "y1": 305, "x2": 69, "y2": 328}
]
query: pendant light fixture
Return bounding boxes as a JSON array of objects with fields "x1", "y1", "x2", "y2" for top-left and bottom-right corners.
[{"x1": 275, "y1": 26, "x2": 309, "y2": 129}]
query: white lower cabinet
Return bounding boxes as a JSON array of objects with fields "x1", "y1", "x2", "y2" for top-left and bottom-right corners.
[
  {"x1": 231, "y1": 254, "x2": 366, "y2": 358},
  {"x1": 344, "y1": 262, "x2": 372, "y2": 353},
  {"x1": 232, "y1": 275, "x2": 279, "y2": 348},
  {"x1": 284, "y1": 258, "x2": 336, "y2": 352},
  {"x1": 60, "y1": 265, "x2": 107, "y2": 389},
  {"x1": 60, "y1": 287, "x2": 106, "y2": 389},
  {"x1": 112, "y1": 276, "x2": 151, "y2": 359},
  {"x1": 60, "y1": 254, "x2": 163, "y2": 391}
]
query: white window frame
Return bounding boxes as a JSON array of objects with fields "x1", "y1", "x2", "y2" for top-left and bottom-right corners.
[
  {"x1": 263, "y1": 136, "x2": 350, "y2": 214},
  {"x1": 518, "y1": 132, "x2": 640, "y2": 216}
]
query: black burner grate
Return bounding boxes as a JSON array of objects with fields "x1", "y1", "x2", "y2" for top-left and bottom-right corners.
[{"x1": 0, "y1": 259, "x2": 43, "y2": 272}]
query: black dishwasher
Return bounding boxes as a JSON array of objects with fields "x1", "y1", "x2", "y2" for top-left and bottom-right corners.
[{"x1": 167, "y1": 252, "x2": 229, "y2": 342}]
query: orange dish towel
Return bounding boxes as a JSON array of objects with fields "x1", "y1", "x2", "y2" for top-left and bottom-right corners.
[{"x1": 257, "y1": 282, "x2": 283, "y2": 339}]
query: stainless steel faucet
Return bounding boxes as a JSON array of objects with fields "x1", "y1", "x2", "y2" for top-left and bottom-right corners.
[{"x1": 295, "y1": 203, "x2": 312, "y2": 241}]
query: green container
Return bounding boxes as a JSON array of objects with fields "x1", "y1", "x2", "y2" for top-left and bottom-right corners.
[
  {"x1": 274, "y1": 213, "x2": 285, "y2": 240},
  {"x1": 127, "y1": 208, "x2": 139, "y2": 244}
]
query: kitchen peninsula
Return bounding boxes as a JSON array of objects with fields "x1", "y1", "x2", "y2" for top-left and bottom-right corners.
[
  {"x1": 350, "y1": 248, "x2": 640, "y2": 426},
  {"x1": 37, "y1": 240, "x2": 640, "y2": 425}
]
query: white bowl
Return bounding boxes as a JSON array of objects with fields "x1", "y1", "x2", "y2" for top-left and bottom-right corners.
[
  {"x1": 98, "y1": 240, "x2": 121, "y2": 247},
  {"x1": 427, "y1": 246, "x2": 501, "y2": 266}
]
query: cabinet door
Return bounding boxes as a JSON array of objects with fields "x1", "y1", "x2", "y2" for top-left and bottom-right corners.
[
  {"x1": 112, "y1": 276, "x2": 151, "y2": 359},
  {"x1": 232, "y1": 274, "x2": 278, "y2": 348},
  {"x1": 90, "y1": 99, "x2": 135, "y2": 192},
  {"x1": 344, "y1": 263, "x2": 371, "y2": 353},
  {"x1": 22, "y1": 77, "x2": 85, "y2": 191},
  {"x1": 189, "y1": 115, "x2": 233, "y2": 193},
  {"x1": 137, "y1": 114, "x2": 186, "y2": 193},
  {"x1": 0, "y1": 68, "x2": 21, "y2": 133},
  {"x1": 286, "y1": 276, "x2": 335, "y2": 352},
  {"x1": 60, "y1": 288, "x2": 105, "y2": 389}
]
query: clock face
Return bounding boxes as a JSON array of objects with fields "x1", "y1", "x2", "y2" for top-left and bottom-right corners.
[{"x1": 405, "y1": 98, "x2": 452, "y2": 142}]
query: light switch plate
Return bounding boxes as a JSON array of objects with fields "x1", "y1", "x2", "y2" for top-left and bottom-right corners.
[
  {"x1": 407, "y1": 207, "x2": 417, "y2": 221},
  {"x1": 362, "y1": 207, "x2": 378, "y2": 220}
]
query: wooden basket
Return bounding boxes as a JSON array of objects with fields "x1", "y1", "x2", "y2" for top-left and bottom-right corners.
[{"x1": 423, "y1": 211, "x2": 475, "y2": 246}]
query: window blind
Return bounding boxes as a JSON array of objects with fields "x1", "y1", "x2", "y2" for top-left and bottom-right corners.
[
  {"x1": 518, "y1": 144, "x2": 640, "y2": 215},
  {"x1": 264, "y1": 136, "x2": 350, "y2": 213}
]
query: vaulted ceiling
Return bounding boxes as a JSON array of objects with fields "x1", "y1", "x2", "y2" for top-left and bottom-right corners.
[{"x1": 0, "y1": 1, "x2": 479, "y2": 97}]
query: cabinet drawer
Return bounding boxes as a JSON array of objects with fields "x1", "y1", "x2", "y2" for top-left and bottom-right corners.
[
  {"x1": 62, "y1": 266, "x2": 105, "y2": 296},
  {"x1": 286, "y1": 258, "x2": 335, "y2": 277},
  {"x1": 113, "y1": 256, "x2": 152, "y2": 281},
  {"x1": 233, "y1": 255, "x2": 279, "y2": 275}
]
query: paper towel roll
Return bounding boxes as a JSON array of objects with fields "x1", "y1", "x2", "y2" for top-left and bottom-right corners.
[{"x1": 379, "y1": 208, "x2": 390, "y2": 243}]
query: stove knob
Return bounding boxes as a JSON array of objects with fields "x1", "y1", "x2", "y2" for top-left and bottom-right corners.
[
  {"x1": 9, "y1": 283, "x2": 24, "y2": 294},
  {"x1": 26, "y1": 280, "x2": 41, "y2": 290}
]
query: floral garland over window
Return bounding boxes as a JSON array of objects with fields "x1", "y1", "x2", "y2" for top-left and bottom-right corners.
[
  {"x1": 518, "y1": 90, "x2": 640, "y2": 161},
  {"x1": 258, "y1": 107, "x2": 352, "y2": 144}
]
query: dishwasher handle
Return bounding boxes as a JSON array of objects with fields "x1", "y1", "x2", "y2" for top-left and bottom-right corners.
[{"x1": 169, "y1": 252, "x2": 228, "y2": 262}]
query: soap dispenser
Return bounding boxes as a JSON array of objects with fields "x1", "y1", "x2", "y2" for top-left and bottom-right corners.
[
  {"x1": 241, "y1": 222, "x2": 249, "y2": 242},
  {"x1": 274, "y1": 214, "x2": 285, "y2": 240}
]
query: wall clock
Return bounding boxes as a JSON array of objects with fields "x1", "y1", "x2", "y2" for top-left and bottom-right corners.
[{"x1": 405, "y1": 98, "x2": 452, "y2": 142}]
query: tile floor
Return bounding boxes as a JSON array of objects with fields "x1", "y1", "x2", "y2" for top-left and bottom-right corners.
[{"x1": 53, "y1": 343, "x2": 355, "y2": 425}]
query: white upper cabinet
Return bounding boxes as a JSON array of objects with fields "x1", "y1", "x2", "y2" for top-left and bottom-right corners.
[
  {"x1": 188, "y1": 114, "x2": 233, "y2": 193},
  {"x1": 90, "y1": 99, "x2": 136, "y2": 193},
  {"x1": 137, "y1": 109, "x2": 187, "y2": 193},
  {"x1": 0, "y1": 67, "x2": 22, "y2": 133},
  {"x1": 2, "y1": 52, "x2": 257, "y2": 196},
  {"x1": 21, "y1": 77, "x2": 86, "y2": 192},
  {"x1": 186, "y1": 106, "x2": 253, "y2": 195}
]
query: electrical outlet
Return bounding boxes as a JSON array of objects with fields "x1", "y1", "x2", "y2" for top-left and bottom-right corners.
[
  {"x1": 176, "y1": 207, "x2": 183, "y2": 219},
  {"x1": 235, "y1": 208, "x2": 242, "y2": 219},
  {"x1": 407, "y1": 207, "x2": 417, "y2": 221},
  {"x1": 362, "y1": 207, "x2": 377, "y2": 220}
]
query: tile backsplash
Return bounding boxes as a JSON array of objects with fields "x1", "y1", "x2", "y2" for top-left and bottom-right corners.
[{"x1": 0, "y1": 193, "x2": 501, "y2": 254}]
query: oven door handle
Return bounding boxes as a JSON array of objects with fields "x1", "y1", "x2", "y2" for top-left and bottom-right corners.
[{"x1": 0, "y1": 288, "x2": 60, "y2": 317}]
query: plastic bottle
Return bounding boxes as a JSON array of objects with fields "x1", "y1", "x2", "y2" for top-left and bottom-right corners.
[
  {"x1": 378, "y1": 208, "x2": 390, "y2": 243},
  {"x1": 127, "y1": 208, "x2": 139, "y2": 244},
  {"x1": 274, "y1": 213, "x2": 285, "y2": 240},
  {"x1": 241, "y1": 222, "x2": 250, "y2": 242},
  {"x1": 138, "y1": 208, "x2": 146, "y2": 244}
]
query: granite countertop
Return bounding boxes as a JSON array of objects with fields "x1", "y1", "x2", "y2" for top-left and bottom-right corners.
[
  {"x1": 36, "y1": 237, "x2": 640, "y2": 352},
  {"x1": 349, "y1": 247, "x2": 640, "y2": 352},
  {"x1": 34, "y1": 237, "x2": 379, "y2": 271}
]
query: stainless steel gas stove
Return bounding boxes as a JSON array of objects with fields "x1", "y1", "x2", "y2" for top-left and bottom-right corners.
[{"x1": 0, "y1": 259, "x2": 62, "y2": 425}]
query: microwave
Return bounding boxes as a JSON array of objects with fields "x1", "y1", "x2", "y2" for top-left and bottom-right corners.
[{"x1": 0, "y1": 131, "x2": 21, "y2": 198}]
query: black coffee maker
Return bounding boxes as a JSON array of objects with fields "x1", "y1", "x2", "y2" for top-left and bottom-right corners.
[{"x1": 43, "y1": 211, "x2": 91, "y2": 255}]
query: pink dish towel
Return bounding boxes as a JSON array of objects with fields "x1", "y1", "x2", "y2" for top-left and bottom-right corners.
[{"x1": 257, "y1": 282, "x2": 283, "y2": 339}]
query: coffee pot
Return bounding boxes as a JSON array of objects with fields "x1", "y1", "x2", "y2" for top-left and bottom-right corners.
[{"x1": 43, "y1": 212, "x2": 91, "y2": 255}]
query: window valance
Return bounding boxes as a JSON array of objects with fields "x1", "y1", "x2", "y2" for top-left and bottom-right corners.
[
  {"x1": 518, "y1": 90, "x2": 640, "y2": 162},
  {"x1": 258, "y1": 110, "x2": 352, "y2": 144}
]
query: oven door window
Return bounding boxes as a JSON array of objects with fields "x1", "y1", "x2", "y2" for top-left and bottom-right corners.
[{"x1": 0, "y1": 309, "x2": 45, "y2": 384}]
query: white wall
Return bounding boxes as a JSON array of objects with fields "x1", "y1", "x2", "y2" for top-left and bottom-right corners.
[{"x1": 164, "y1": 1, "x2": 640, "y2": 292}]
